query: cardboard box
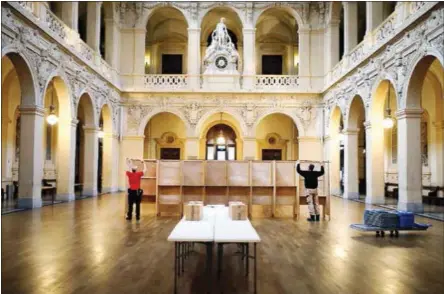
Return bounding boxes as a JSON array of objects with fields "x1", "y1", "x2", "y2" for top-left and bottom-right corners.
[
  {"x1": 229, "y1": 201, "x2": 247, "y2": 220},
  {"x1": 184, "y1": 201, "x2": 203, "y2": 221}
]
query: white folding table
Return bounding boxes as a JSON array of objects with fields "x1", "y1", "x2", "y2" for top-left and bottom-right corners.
[
  {"x1": 214, "y1": 208, "x2": 261, "y2": 294},
  {"x1": 167, "y1": 205, "x2": 261, "y2": 294}
]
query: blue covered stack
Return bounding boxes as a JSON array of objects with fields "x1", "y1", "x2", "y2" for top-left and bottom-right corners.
[
  {"x1": 364, "y1": 209, "x2": 398, "y2": 228},
  {"x1": 397, "y1": 211, "x2": 415, "y2": 228}
]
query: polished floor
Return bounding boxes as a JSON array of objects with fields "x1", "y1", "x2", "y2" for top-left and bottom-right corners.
[{"x1": 1, "y1": 193, "x2": 444, "y2": 294}]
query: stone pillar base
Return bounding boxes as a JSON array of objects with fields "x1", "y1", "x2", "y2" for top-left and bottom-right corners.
[
  {"x1": 56, "y1": 193, "x2": 75, "y2": 202},
  {"x1": 18, "y1": 198, "x2": 42, "y2": 209},
  {"x1": 365, "y1": 196, "x2": 385, "y2": 205},
  {"x1": 397, "y1": 201, "x2": 423, "y2": 213},
  {"x1": 83, "y1": 189, "x2": 98, "y2": 197},
  {"x1": 344, "y1": 192, "x2": 360, "y2": 199}
]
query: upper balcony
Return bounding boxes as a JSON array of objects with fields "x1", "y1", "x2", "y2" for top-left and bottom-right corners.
[
  {"x1": 7, "y1": 2, "x2": 119, "y2": 88},
  {"x1": 127, "y1": 74, "x2": 303, "y2": 93}
]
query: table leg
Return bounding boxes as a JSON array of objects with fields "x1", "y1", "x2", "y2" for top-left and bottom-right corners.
[
  {"x1": 174, "y1": 242, "x2": 177, "y2": 294},
  {"x1": 246, "y1": 243, "x2": 249, "y2": 277},
  {"x1": 254, "y1": 243, "x2": 257, "y2": 294},
  {"x1": 206, "y1": 242, "x2": 213, "y2": 294},
  {"x1": 217, "y1": 244, "x2": 222, "y2": 280},
  {"x1": 181, "y1": 243, "x2": 185, "y2": 273}
]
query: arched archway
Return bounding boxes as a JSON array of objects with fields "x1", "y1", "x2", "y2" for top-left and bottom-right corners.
[
  {"x1": 1, "y1": 53, "x2": 40, "y2": 208},
  {"x1": 98, "y1": 104, "x2": 116, "y2": 193},
  {"x1": 145, "y1": 7, "x2": 188, "y2": 74},
  {"x1": 200, "y1": 7, "x2": 243, "y2": 73},
  {"x1": 344, "y1": 95, "x2": 366, "y2": 199},
  {"x1": 255, "y1": 113, "x2": 299, "y2": 160},
  {"x1": 42, "y1": 76, "x2": 74, "y2": 202},
  {"x1": 255, "y1": 8, "x2": 299, "y2": 75},
  {"x1": 367, "y1": 79, "x2": 398, "y2": 205},
  {"x1": 399, "y1": 56, "x2": 444, "y2": 211},
  {"x1": 75, "y1": 93, "x2": 98, "y2": 197},
  {"x1": 143, "y1": 112, "x2": 187, "y2": 160},
  {"x1": 329, "y1": 106, "x2": 344, "y2": 196},
  {"x1": 205, "y1": 124, "x2": 237, "y2": 160}
]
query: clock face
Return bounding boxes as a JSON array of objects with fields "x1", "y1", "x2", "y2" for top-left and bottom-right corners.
[{"x1": 215, "y1": 56, "x2": 228, "y2": 69}]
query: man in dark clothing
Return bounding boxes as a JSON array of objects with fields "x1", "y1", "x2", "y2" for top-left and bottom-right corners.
[{"x1": 296, "y1": 162, "x2": 325, "y2": 222}]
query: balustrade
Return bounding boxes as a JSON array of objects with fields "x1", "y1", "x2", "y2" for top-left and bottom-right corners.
[
  {"x1": 144, "y1": 75, "x2": 189, "y2": 90},
  {"x1": 255, "y1": 75, "x2": 299, "y2": 90}
]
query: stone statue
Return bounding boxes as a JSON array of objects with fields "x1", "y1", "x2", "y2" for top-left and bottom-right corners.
[{"x1": 203, "y1": 17, "x2": 239, "y2": 70}]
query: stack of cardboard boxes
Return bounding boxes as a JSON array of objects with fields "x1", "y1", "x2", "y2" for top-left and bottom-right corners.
[
  {"x1": 228, "y1": 201, "x2": 248, "y2": 220},
  {"x1": 184, "y1": 201, "x2": 203, "y2": 221}
]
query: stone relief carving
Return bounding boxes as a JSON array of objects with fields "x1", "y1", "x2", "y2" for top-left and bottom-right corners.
[
  {"x1": 126, "y1": 105, "x2": 152, "y2": 133},
  {"x1": 325, "y1": 6, "x2": 443, "y2": 116},
  {"x1": 2, "y1": 5, "x2": 121, "y2": 135},
  {"x1": 184, "y1": 102, "x2": 204, "y2": 127},
  {"x1": 241, "y1": 103, "x2": 257, "y2": 127}
]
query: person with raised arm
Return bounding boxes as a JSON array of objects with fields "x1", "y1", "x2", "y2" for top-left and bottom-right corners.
[
  {"x1": 125, "y1": 158, "x2": 146, "y2": 221},
  {"x1": 296, "y1": 161, "x2": 325, "y2": 222}
]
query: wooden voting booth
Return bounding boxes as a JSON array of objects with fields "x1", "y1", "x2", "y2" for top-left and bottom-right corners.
[{"x1": 128, "y1": 159, "x2": 330, "y2": 219}]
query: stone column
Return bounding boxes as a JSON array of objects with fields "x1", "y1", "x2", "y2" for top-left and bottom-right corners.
[
  {"x1": 82, "y1": 125, "x2": 99, "y2": 196},
  {"x1": 365, "y1": 121, "x2": 385, "y2": 204},
  {"x1": 134, "y1": 28, "x2": 147, "y2": 76},
  {"x1": 17, "y1": 106, "x2": 45, "y2": 208},
  {"x1": 431, "y1": 121, "x2": 444, "y2": 188},
  {"x1": 366, "y1": 2, "x2": 384, "y2": 35},
  {"x1": 325, "y1": 20, "x2": 340, "y2": 72},
  {"x1": 185, "y1": 137, "x2": 199, "y2": 160},
  {"x1": 242, "y1": 28, "x2": 256, "y2": 90},
  {"x1": 104, "y1": 18, "x2": 120, "y2": 68},
  {"x1": 102, "y1": 133, "x2": 119, "y2": 193},
  {"x1": 187, "y1": 27, "x2": 201, "y2": 90},
  {"x1": 119, "y1": 136, "x2": 145, "y2": 190},
  {"x1": 61, "y1": 2, "x2": 79, "y2": 32},
  {"x1": 396, "y1": 109, "x2": 423, "y2": 212},
  {"x1": 343, "y1": 2, "x2": 358, "y2": 55},
  {"x1": 86, "y1": 2, "x2": 101, "y2": 52},
  {"x1": 243, "y1": 137, "x2": 257, "y2": 160},
  {"x1": 55, "y1": 118, "x2": 77, "y2": 201},
  {"x1": 343, "y1": 129, "x2": 359, "y2": 199},
  {"x1": 298, "y1": 27, "x2": 311, "y2": 88}
]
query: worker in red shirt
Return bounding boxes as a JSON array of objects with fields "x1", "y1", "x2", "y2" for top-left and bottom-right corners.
[{"x1": 125, "y1": 158, "x2": 147, "y2": 221}]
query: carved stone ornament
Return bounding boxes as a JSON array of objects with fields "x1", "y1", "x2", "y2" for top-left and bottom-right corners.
[
  {"x1": 127, "y1": 105, "x2": 152, "y2": 133},
  {"x1": 241, "y1": 103, "x2": 257, "y2": 127},
  {"x1": 184, "y1": 102, "x2": 203, "y2": 126}
]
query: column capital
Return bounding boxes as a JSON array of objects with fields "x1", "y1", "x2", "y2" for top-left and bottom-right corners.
[
  {"x1": 187, "y1": 27, "x2": 201, "y2": 33},
  {"x1": 433, "y1": 120, "x2": 444, "y2": 129},
  {"x1": 242, "y1": 28, "x2": 256, "y2": 34},
  {"x1": 122, "y1": 135, "x2": 145, "y2": 141},
  {"x1": 298, "y1": 136, "x2": 321, "y2": 142},
  {"x1": 71, "y1": 119, "x2": 79, "y2": 127},
  {"x1": 103, "y1": 132, "x2": 119, "y2": 139},
  {"x1": 363, "y1": 121, "x2": 372, "y2": 130},
  {"x1": 19, "y1": 105, "x2": 46, "y2": 117},
  {"x1": 395, "y1": 108, "x2": 423, "y2": 119},
  {"x1": 83, "y1": 124, "x2": 99, "y2": 133},
  {"x1": 343, "y1": 128, "x2": 359, "y2": 135}
]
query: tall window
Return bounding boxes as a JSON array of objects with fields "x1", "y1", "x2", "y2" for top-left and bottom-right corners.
[{"x1": 206, "y1": 124, "x2": 236, "y2": 161}]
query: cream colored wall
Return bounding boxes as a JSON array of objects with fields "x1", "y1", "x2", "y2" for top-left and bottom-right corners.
[
  {"x1": 143, "y1": 112, "x2": 187, "y2": 159},
  {"x1": 1, "y1": 69, "x2": 21, "y2": 187},
  {"x1": 255, "y1": 113, "x2": 298, "y2": 160}
]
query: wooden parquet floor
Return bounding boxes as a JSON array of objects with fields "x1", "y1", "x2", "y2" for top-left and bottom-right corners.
[{"x1": 1, "y1": 193, "x2": 443, "y2": 294}]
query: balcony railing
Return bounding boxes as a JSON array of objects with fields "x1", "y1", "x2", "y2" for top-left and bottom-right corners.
[
  {"x1": 144, "y1": 75, "x2": 189, "y2": 90},
  {"x1": 255, "y1": 75, "x2": 299, "y2": 90},
  {"x1": 8, "y1": 2, "x2": 119, "y2": 87}
]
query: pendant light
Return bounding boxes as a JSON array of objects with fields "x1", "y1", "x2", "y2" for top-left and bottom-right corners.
[
  {"x1": 46, "y1": 82, "x2": 58, "y2": 125},
  {"x1": 216, "y1": 112, "x2": 226, "y2": 145},
  {"x1": 383, "y1": 87, "x2": 394, "y2": 129}
]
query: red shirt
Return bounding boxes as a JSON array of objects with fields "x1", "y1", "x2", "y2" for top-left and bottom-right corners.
[{"x1": 126, "y1": 171, "x2": 144, "y2": 190}]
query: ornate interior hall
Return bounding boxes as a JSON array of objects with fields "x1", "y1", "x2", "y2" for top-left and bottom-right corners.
[{"x1": 1, "y1": 1, "x2": 444, "y2": 293}]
